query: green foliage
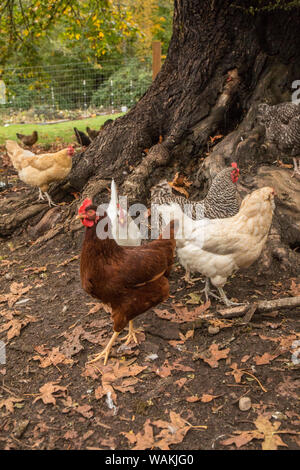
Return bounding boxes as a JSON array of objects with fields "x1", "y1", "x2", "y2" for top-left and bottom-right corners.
[
  {"x1": 91, "y1": 59, "x2": 152, "y2": 108},
  {"x1": 233, "y1": 0, "x2": 300, "y2": 14},
  {"x1": 0, "y1": 0, "x2": 139, "y2": 68}
]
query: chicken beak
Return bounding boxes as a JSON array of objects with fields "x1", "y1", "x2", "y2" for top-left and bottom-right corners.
[{"x1": 76, "y1": 214, "x2": 85, "y2": 220}]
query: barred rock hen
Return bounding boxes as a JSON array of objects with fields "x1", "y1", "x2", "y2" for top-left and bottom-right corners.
[
  {"x1": 176, "y1": 187, "x2": 275, "y2": 306},
  {"x1": 78, "y1": 199, "x2": 176, "y2": 365},
  {"x1": 151, "y1": 164, "x2": 240, "y2": 220},
  {"x1": 151, "y1": 164, "x2": 240, "y2": 281},
  {"x1": 257, "y1": 102, "x2": 300, "y2": 177}
]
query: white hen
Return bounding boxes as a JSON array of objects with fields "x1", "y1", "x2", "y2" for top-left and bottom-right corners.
[
  {"x1": 176, "y1": 187, "x2": 275, "y2": 306},
  {"x1": 106, "y1": 179, "x2": 142, "y2": 246}
]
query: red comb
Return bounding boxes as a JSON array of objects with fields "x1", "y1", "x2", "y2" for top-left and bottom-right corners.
[
  {"x1": 79, "y1": 198, "x2": 92, "y2": 214},
  {"x1": 231, "y1": 162, "x2": 238, "y2": 168}
]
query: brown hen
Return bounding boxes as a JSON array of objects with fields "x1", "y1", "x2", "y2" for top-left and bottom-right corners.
[{"x1": 78, "y1": 199, "x2": 176, "y2": 365}]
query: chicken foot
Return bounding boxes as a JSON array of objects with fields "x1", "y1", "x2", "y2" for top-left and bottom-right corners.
[
  {"x1": 121, "y1": 320, "x2": 143, "y2": 345},
  {"x1": 291, "y1": 157, "x2": 300, "y2": 177},
  {"x1": 44, "y1": 192, "x2": 58, "y2": 207},
  {"x1": 201, "y1": 278, "x2": 222, "y2": 302},
  {"x1": 88, "y1": 331, "x2": 120, "y2": 365},
  {"x1": 217, "y1": 287, "x2": 243, "y2": 307},
  {"x1": 184, "y1": 269, "x2": 203, "y2": 285}
]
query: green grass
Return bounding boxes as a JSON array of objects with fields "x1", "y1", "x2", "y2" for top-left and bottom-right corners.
[{"x1": 0, "y1": 114, "x2": 122, "y2": 146}]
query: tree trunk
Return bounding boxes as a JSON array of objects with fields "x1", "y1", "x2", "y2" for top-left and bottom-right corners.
[{"x1": 1, "y1": 0, "x2": 300, "y2": 268}]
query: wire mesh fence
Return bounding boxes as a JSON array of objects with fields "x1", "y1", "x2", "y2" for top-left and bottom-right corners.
[{"x1": 0, "y1": 57, "x2": 153, "y2": 122}]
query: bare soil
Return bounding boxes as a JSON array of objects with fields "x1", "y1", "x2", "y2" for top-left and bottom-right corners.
[{"x1": 0, "y1": 166, "x2": 299, "y2": 451}]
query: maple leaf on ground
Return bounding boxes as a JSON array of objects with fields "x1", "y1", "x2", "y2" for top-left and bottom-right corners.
[
  {"x1": 197, "y1": 343, "x2": 230, "y2": 368},
  {"x1": 152, "y1": 411, "x2": 192, "y2": 450},
  {"x1": 254, "y1": 415, "x2": 288, "y2": 450},
  {"x1": 0, "y1": 397, "x2": 24, "y2": 414},
  {"x1": 33, "y1": 381, "x2": 67, "y2": 405},
  {"x1": 76, "y1": 404, "x2": 94, "y2": 419},
  {"x1": 131, "y1": 419, "x2": 155, "y2": 450},
  {"x1": 94, "y1": 360, "x2": 147, "y2": 404},
  {"x1": 0, "y1": 282, "x2": 32, "y2": 308},
  {"x1": 154, "y1": 301, "x2": 210, "y2": 323},
  {"x1": 186, "y1": 393, "x2": 222, "y2": 403},
  {"x1": 221, "y1": 415, "x2": 298, "y2": 450},
  {"x1": 0, "y1": 315, "x2": 37, "y2": 341},
  {"x1": 254, "y1": 352, "x2": 280, "y2": 365},
  {"x1": 226, "y1": 363, "x2": 244, "y2": 383},
  {"x1": 33, "y1": 346, "x2": 73, "y2": 368},
  {"x1": 221, "y1": 430, "x2": 262, "y2": 449}
]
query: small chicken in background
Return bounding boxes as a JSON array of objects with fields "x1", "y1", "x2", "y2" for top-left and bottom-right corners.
[
  {"x1": 74, "y1": 127, "x2": 91, "y2": 147},
  {"x1": 5, "y1": 140, "x2": 74, "y2": 206},
  {"x1": 86, "y1": 127, "x2": 100, "y2": 140},
  {"x1": 107, "y1": 179, "x2": 142, "y2": 246},
  {"x1": 176, "y1": 187, "x2": 275, "y2": 306},
  {"x1": 257, "y1": 102, "x2": 300, "y2": 177},
  {"x1": 77, "y1": 198, "x2": 176, "y2": 365},
  {"x1": 16, "y1": 130, "x2": 38, "y2": 147}
]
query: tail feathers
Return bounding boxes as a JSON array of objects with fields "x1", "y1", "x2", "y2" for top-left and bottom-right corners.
[{"x1": 110, "y1": 179, "x2": 118, "y2": 207}]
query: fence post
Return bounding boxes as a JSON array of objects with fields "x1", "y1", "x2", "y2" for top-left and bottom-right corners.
[{"x1": 152, "y1": 41, "x2": 161, "y2": 80}]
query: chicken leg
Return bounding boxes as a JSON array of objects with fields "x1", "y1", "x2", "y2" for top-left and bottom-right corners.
[
  {"x1": 201, "y1": 278, "x2": 222, "y2": 302},
  {"x1": 44, "y1": 191, "x2": 58, "y2": 207},
  {"x1": 121, "y1": 320, "x2": 142, "y2": 345},
  {"x1": 38, "y1": 188, "x2": 45, "y2": 201},
  {"x1": 217, "y1": 287, "x2": 243, "y2": 307},
  {"x1": 88, "y1": 331, "x2": 120, "y2": 365},
  {"x1": 292, "y1": 157, "x2": 300, "y2": 177}
]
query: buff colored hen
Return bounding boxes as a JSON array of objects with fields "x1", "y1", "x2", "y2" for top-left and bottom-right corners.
[{"x1": 176, "y1": 187, "x2": 275, "y2": 306}]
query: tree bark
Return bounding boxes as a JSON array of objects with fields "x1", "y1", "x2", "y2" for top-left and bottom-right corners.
[{"x1": 1, "y1": 0, "x2": 300, "y2": 269}]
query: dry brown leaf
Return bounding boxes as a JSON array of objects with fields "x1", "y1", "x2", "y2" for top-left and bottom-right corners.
[
  {"x1": 33, "y1": 381, "x2": 67, "y2": 405},
  {"x1": 0, "y1": 397, "x2": 24, "y2": 414},
  {"x1": 153, "y1": 411, "x2": 192, "y2": 450},
  {"x1": 254, "y1": 352, "x2": 280, "y2": 365},
  {"x1": 24, "y1": 266, "x2": 47, "y2": 274},
  {"x1": 155, "y1": 301, "x2": 210, "y2": 323},
  {"x1": 254, "y1": 415, "x2": 287, "y2": 450},
  {"x1": 131, "y1": 419, "x2": 155, "y2": 450},
  {"x1": 226, "y1": 363, "x2": 244, "y2": 383},
  {"x1": 221, "y1": 430, "x2": 262, "y2": 449},
  {"x1": 0, "y1": 282, "x2": 32, "y2": 308},
  {"x1": 289, "y1": 280, "x2": 300, "y2": 297},
  {"x1": 0, "y1": 315, "x2": 37, "y2": 341},
  {"x1": 174, "y1": 378, "x2": 187, "y2": 389},
  {"x1": 76, "y1": 404, "x2": 94, "y2": 419},
  {"x1": 33, "y1": 346, "x2": 73, "y2": 368},
  {"x1": 198, "y1": 343, "x2": 230, "y2": 368}
]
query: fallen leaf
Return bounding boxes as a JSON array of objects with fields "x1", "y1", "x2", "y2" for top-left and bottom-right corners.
[
  {"x1": 0, "y1": 397, "x2": 24, "y2": 414},
  {"x1": 33, "y1": 381, "x2": 67, "y2": 405},
  {"x1": 198, "y1": 343, "x2": 230, "y2": 368},
  {"x1": 153, "y1": 411, "x2": 192, "y2": 450},
  {"x1": 254, "y1": 352, "x2": 280, "y2": 365},
  {"x1": 33, "y1": 346, "x2": 73, "y2": 368}
]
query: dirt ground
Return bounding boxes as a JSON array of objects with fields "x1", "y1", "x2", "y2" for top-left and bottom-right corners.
[{"x1": 0, "y1": 161, "x2": 300, "y2": 451}]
